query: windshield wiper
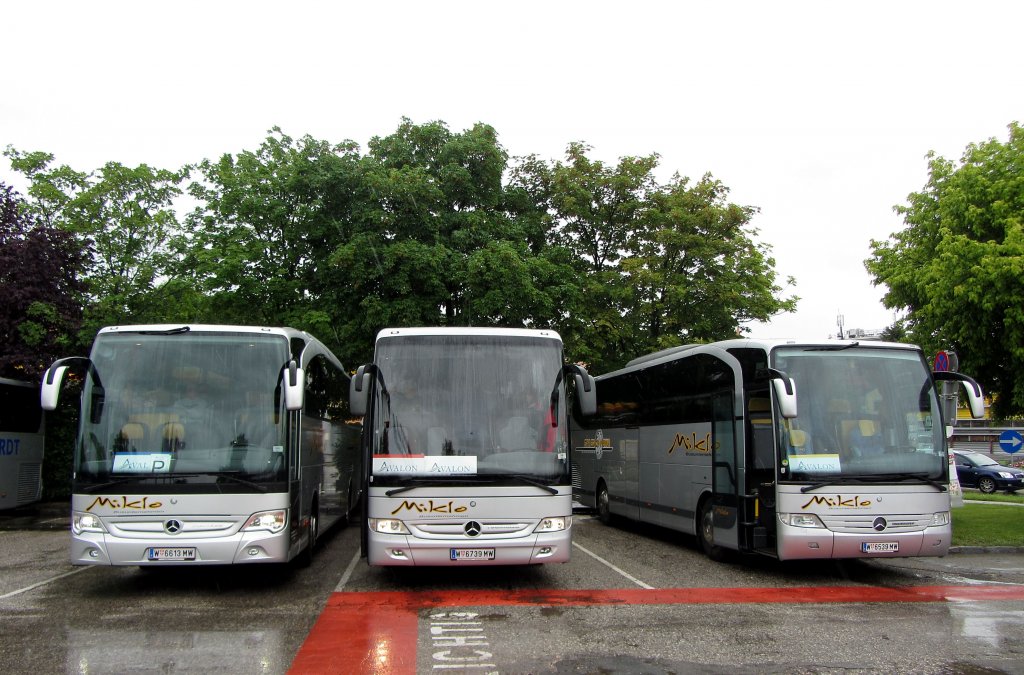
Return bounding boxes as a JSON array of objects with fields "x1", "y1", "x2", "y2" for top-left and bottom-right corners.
[
  {"x1": 135, "y1": 326, "x2": 191, "y2": 335},
  {"x1": 81, "y1": 475, "x2": 159, "y2": 493},
  {"x1": 501, "y1": 474, "x2": 559, "y2": 495},
  {"x1": 801, "y1": 472, "x2": 946, "y2": 493},
  {"x1": 383, "y1": 476, "x2": 478, "y2": 496},
  {"x1": 383, "y1": 474, "x2": 560, "y2": 496},
  {"x1": 804, "y1": 341, "x2": 860, "y2": 352},
  {"x1": 175, "y1": 471, "x2": 269, "y2": 492}
]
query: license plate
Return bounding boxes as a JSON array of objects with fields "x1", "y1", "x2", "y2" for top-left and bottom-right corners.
[
  {"x1": 862, "y1": 542, "x2": 898, "y2": 553},
  {"x1": 147, "y1": 547, "x2": 197, "y2": 561},
  {"x1": 450, "y1": 548, "x2": 495, "y2": 561}
]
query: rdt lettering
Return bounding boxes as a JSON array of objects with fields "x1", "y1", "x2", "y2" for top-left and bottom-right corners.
[{"x1": 0, "y1": 439, "x2": 20, "y2": 455}]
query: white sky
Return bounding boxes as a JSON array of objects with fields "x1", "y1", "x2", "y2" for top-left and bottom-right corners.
[{"x1": 4, "y1": 1, "x2": 1022, "y2": 340}]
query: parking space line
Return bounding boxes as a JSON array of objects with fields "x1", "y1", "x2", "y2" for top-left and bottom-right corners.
[
  {"x1": 334, "y1": 549, "x2": 361, "y2": 592},
  {"x1": 572, "y1": 541, "x2": 654, "y2": 589},
  {"x1": 289, "y1": 584, "x2": 1024, "y2": 673},
  {"x1": 0, "y1": 566, "x2": 90, "y2": 600}
]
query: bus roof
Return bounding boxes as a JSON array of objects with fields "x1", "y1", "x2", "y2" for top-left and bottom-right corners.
[
  {"x1": 96, "y1": 324, "x2": 307, "y2": 340},
  {"x1": 622, "y1": 338, "x2": 923, "y2": 370},
  {"x1": 374, "y1": 327, "x2": 563, "y2": 342}
]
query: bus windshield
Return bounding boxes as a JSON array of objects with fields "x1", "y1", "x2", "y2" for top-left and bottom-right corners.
[
  {"x1": 773, "y1": 346, "x2": 945, "y2": 483},
  {"x1": 370, "y1": 334, "x2": 568, "y2": 483},
  {"x1": 76, "y1": 331, "x2": 290, "y2": 487}
]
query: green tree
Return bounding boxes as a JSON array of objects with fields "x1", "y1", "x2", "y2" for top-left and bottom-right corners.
[
  {"x1": 4, "y1": 147, "x2": 187, "y2": 338},
  {"x1": 0, "y1": 182, "x2": 86, "y2": 377},
  {"x1": 866, "y1": 122, "x2": 1024, "y2": 417},
  {"x1": 182, "y1": 127, "x2": 367, "y2": 361},
  {"x1": 331, "y1": 119, "x2": 578, "y2": 363},
  {"x1": 518, "y1": 143, "x2": 795, "y2": 372}
]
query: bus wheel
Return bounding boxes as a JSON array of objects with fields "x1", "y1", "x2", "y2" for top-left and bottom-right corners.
[
  {"x1": 596, "y1": 481, "x2": 612, "y2": 525},
  {"x1": 297, "y1": 500, "x2": 319, "y2": 568},
  {"x1": 699, "y1": 498, "x2": 726, "y2": 561}
]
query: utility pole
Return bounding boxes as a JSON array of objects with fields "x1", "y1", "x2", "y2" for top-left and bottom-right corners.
[{"x1": 836, "y1": 312, "x2": 845, "y2": 340}]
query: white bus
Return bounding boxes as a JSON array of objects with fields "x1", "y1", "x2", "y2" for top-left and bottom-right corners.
[
  {"x1": 40, "y1": 325, "x2": 361, "y2": 566},
  {"x1": 0, "y1": 378, "x2": 45, "y2": 509},
  {"x1": 571, "y1": 339, "x2": 985, "y2": 561},
  {"x1": 349, "y1": 327, "x2": 596, "y2": 566}
]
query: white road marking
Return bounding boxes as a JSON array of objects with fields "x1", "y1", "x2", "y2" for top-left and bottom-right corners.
[
  {"x1": 0, "y1": 566, "x2": 90, "y2": 600},
  {"x1": 334, "y1": 548, "x2": 361, "y2": 592},
  {"x1": 572, "y1": 541, "x2": 655, "y2": 589}
]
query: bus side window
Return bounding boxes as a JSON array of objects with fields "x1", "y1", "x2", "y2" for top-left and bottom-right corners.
[{"x1": 749, "y1": 397, "x2": 774, "y2": 470}]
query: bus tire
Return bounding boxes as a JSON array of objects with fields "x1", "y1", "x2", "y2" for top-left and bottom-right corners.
[
  {"x1": 698, "y1": 498, "x2": 726, "y2": 561},
  {"x1": 297, "y1": 497, "x2": 319, "y2": 568},
  {"x1": 596, "y1": 481, "x2": 613, "y2": 525}
]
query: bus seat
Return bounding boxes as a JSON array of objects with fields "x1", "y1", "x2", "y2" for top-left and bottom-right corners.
[
  {"x1": 846, "y1": 419, "x2": 884, "y2": 455},
  {"x1": 788, "y1": 428, "x2": 808, "y2": 453},
  {"x1": 117, "y1": 423, "x2": 145, "y2": 452},
  {"x1": 162, "y1": 422, "x2": 185, "y2": 452},
  {"x1": 749, "y1": 397, "x2": 771, "y2": 421}
]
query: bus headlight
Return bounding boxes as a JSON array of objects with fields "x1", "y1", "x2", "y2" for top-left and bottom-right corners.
[
  {"x1": 930, "y1": 511, "x2": 950, "y2": 526},
  {"x1": 534, "y1": 516, "x2": 571, "y2": 533},
  {"x1": 369, "y1": 518, "x2": 410, "y2": 534},
  {"x1": 72, "y1": 512, "x2": 106, "y2": 534},
  {"x1": 779, "y1": 513, "x2": 825, "y2": 529},
  {"x1": 242, "y1": 510, "x2": 287, "y2": 534}
]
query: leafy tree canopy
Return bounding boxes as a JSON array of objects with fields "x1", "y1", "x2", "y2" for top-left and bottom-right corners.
[
  {"x1": 867, "y1": 122, "x2": 1024, "y2": 417},
  {"x1": 0, "y1": 182, "x2": 86, "y2": 378}
]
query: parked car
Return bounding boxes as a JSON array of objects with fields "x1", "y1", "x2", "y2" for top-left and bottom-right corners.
[{"x1": 952, "y1": 450, "x2": 1024, "y2": 494}]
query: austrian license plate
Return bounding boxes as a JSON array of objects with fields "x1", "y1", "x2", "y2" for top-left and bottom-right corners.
[
  {"x1": 862, "y1": 542, "x2": 898, "y2": 553},
  {"x1": 147, "y1": 547, "x2": 197, "y2": 561},
  {"x1": 450, "y1": 548, "x2": 495, "y2": 561}
]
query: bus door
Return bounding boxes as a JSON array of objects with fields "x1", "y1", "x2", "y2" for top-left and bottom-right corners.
[{"x1": 711, "y1": 389, "x2": 741, "y2": 552}]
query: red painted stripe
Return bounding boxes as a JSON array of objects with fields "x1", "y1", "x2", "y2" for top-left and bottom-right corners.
[{"x1": 289, "y1": 585, "x2": 1024, "y2": 674}]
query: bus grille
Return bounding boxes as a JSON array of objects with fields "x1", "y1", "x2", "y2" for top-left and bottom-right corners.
[
  {"x1": 819, "y1": 513, "x2": 932, "y2": 534},
  {"x1": 17, "y1": 462, "x2": 42, "y2": 504},
  {"x1": 571, "y1": 463, "x2": 581, "y2": 490}
]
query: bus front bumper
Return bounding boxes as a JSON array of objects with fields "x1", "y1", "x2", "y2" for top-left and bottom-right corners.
[
  {"x1": 70, "y1": 529, "x2": 291, "y2": 566},
  {"x1": 368, "y1": 529, "x2": 571, "y2": 566},
  {"x1": 776, "y1": 522, "x2": 951, "y2": 560}
]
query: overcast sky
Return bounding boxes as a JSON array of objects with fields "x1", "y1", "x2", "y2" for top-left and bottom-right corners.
[{"x1": 4, "y1": 1, "x2": 1021, "y2": 340}]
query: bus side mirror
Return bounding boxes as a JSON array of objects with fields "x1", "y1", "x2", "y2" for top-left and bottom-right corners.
[
  {"x1": 40, "y1": 364, "x2": 69, "y2": 411},
  {"x1": 573, "y1": 369, "x2": 597, "y2": 417},
  {"x1": 933, "y1": 371, "x2": 985, "y2": 419},
  {"x1": 284, "y1": 361, "x2": 304, "y2": 411},
  {"x1": 771, "y1": 376, "x2": 798, "y2": 419},
  {"x1": 349, "y1": 364, "x2": 370, "y2": 417}
]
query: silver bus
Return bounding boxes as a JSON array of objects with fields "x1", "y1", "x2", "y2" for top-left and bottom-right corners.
[
  {"x1": 571, "y1": 339, "x2": 984, "y2": 561},
  {"x1": 349, "y1": 327, "x2": 596, "y2": 566},
  {"x1": 41, "y1": 325, "x2": 361, "y2": 566},
  {"x1": 0, "y1": 378, "x2": 45, "y2": 509}
]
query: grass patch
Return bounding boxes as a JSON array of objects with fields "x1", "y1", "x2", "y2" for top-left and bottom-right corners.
[
  {"x1": 962, "y1": 490, "x2": 1024, "y2": 505},
  {"x1": 952, "y1": 502, "x2": 1024, "y2": 547}
]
